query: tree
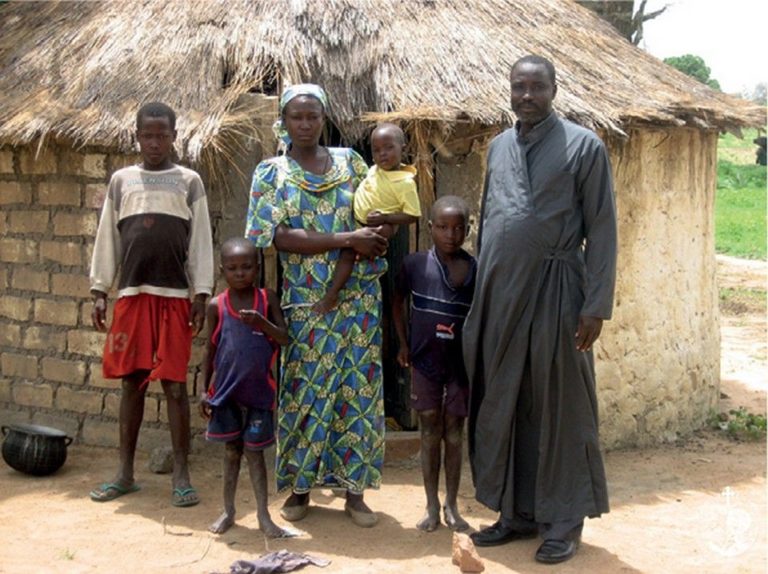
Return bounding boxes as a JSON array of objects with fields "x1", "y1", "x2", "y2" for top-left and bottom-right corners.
[
  {"x1": 630, "y1": 0, "x2": 668, "y2": 45},
  {"x1": 576, "y1": 1, "x2": 666, "y2": 45},
  {"x1": 748, "y1": 83, "x2": 767, "y2": 106},
  {"x1": 664, "y1": 54, "x2": 721, "y2": 90}
]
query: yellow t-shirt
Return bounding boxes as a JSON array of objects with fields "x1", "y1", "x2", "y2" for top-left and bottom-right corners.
[{"x1": 353, "y1": 164, "x2": 421, "y2": 224}]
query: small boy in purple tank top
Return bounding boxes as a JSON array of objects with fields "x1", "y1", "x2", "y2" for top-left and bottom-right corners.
[
  {"x1": 199, "y1": 238, "x2": 291, "y2": 537},
  {"x1": 393, "y1": 195, "x2": 477, "y2": 533}
]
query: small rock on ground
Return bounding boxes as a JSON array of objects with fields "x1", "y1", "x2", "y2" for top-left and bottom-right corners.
[
  {"x1": 452, "y1": 532, "x2": 484, "y2": 572},
  {"x1": 148, "y1": 446, "x2": 174, "y2": 474}
]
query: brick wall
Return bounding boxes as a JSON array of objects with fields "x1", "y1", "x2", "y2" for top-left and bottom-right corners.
[
  {"x1": 0, "y1": 96, "x2": 278, "y2": 452},
  {"x1": 0, "y1": 141, "x2": 210, "y2": 450}
]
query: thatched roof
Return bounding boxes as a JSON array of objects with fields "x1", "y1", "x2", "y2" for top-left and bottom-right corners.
[{"x1": 0, "y1": 0, "x2": 763, "y2": 160}]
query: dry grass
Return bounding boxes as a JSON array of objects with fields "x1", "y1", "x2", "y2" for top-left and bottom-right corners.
[
  {"x1": 719, "y1": 287, "x2": 767, "y2": 316},
  {"x1": 0, "y1": 0, "x2": 764, "y2": 165}
]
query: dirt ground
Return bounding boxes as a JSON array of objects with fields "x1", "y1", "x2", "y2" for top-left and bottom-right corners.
[{"x1": 0, "y1": 256, "x2": 765, "y2": 574}]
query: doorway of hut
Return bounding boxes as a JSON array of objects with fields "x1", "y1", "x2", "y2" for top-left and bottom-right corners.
[
  {"x1": 380, "y1": 224, "x2": 417, "y2": 431},
  {"x1": 349, "y1": 126, "x2": 417, "y2": 431}
]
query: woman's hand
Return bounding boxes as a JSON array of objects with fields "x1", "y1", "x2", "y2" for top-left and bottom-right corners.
[
  {"x1": 274, "y1": 224, "x2": 387, "y2": 257},
  {"x1": 349, "y1": 227, "x2": 388, "y2": 257}
]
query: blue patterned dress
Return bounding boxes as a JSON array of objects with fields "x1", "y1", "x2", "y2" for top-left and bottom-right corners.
[{"x1": 245, "y1": 148, "x2": 386, "y2": 494}]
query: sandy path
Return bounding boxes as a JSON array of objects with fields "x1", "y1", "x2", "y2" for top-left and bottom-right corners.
[{"x1": 0, "y1": 257, "x2": 764, "y2": 574}]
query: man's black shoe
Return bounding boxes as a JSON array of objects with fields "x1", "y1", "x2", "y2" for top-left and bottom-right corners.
[
  {"x1": 534, "y1": 538, "x2": 580, "y2": 564},
  {"x1": 470, "y1": 521, "x2": 537, "y2": 547}
]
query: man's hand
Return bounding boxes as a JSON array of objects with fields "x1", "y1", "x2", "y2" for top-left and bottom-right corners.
[
  {"x1": 91, "y1": 292, "x2": 108, "y2": 332},
  {"x1": 575, "y1": 315, "x2": 603, "y2": 352},
  {"x1": 190, "y1": 294, "x2": 207, "y2": 336}
]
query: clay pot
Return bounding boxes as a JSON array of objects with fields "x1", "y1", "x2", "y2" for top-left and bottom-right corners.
[{"x1": 1, "y1": 424, "x2": 72, "y2": 476}]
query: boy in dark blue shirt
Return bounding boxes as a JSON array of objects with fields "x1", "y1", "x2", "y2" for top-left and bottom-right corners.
[{"x1": 393, "y1": 195, "x2": 476, "y2": 532}]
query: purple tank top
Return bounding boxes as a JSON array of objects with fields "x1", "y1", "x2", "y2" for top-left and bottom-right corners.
[{"x1": 207, "y1": 288, "x2": 277, "y2": 410}]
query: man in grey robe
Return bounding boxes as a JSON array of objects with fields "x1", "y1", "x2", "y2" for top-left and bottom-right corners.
[{"x1": 463, "y1": 55, "x2": 617, "y2": 565}]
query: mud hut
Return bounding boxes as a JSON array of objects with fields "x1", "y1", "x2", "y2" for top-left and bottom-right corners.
[{"x1": 0, "y1": 0, "x2": 763, "y2": 450}]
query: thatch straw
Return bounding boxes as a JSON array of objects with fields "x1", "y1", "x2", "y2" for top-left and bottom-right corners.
[{"x1": 0, "y1": 0, "x2": 763, "y2": 162}]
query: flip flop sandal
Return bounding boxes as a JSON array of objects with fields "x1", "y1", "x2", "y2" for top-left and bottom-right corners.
[
  {"x1": 90, "y1": 482, "x2": 140, "y2": 502},
  {"x1": 171, "y1": 487, "x2": 200, "y2": 507}
]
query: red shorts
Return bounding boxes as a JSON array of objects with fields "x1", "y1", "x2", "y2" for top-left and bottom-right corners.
[
  {"x1": 102, "y1": 293, "x2": 192, "y2": 384},
  {"x1": 410, "y1": 368, "x2": 469, "y2": 418}
]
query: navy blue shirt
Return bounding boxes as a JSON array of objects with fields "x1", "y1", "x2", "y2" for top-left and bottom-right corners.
[{"x1": 396, "y1": 248, "x2": 477, "y2": 383}]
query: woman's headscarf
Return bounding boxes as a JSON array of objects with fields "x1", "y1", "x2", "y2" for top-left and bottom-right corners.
[{"x1": 272, "y1": 84, "x2": 329, "y2": 146}]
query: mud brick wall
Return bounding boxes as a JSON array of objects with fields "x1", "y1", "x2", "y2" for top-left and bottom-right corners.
[
  {"x1": 1, "y1": 113, "x2": 719, "y2": 450},
  {"x1": 0, "y1": 142, "x2": 210, "y2": 451},
  {"x1": 597, "y1": 127, "x2": 720, "y2": 448},
  {"x1": 433, "y1": 125, "x2": 721, "y2": 449},
  {"x1": 0, "y1": 96, "x2": 276, "y2": 453}
]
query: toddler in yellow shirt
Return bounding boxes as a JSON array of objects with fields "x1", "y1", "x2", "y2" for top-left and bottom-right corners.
[{"x1": 312, "y1": 123, "x2": 420, "y2": 314}]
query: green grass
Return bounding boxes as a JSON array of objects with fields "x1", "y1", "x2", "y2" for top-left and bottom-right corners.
[
  {"x1": 708, "y1": 407, "x2": 767, "y2": 442},
  {"x1": 715, "y1": 130, "x2": 766, "y2": 260}
]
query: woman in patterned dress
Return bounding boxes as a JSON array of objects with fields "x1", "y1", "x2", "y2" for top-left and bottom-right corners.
[{"x1": 245, "y1": 84, "x2": 388, "y2": 527}]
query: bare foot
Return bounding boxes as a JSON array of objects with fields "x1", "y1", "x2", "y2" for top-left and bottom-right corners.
[
  {"x1": 209, "y1": 512, "x2": 235, "y2": 534},
  {"x1": 416, "y1": 506, "x2": 440, "y2": 532},
  {"x1": 443, "y1": 504, "x2": 469, "y2": 532},
  {"x1": 259, "y1": 514, "x2": 293, "y2": 538},
  {"x1": 312, "y1": 293, "x2": 338, "y2": 315}
]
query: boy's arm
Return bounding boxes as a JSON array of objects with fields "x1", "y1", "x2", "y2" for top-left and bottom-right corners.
[
  {"x1": 198, "y1": 298, "x2": 219, "y2": 419},
  {"x1": 91, "y1": 290, "x2": 109, "y2": 332},
  {"x1": 240, "y1": 289, "x2": 290, "y2": 346},
  {"x1": 190, "y1": 292, "x2": 208, "y2": 336},
  {"x1": 186, "y1": 176, "x2": 215, "y2": 297},
  {"x1": 187, "y1": 176, "x2": 214, "y2": 335},
  {"x1": 90, "y1": 178, "x2": 122, "y2": 331},
  {"x1": 265, "y1": 289, "x2": 290, "y2": 345},
  {"x1": 392, "y1": 275, "x2": 411, "y2": 368}
]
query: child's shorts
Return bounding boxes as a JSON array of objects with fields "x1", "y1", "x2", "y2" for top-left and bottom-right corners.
[
  {"x1": 206, "y1": 402, "x2": 275, "y2": 451},
  {"x1": 410, "y1": 368, "x2": 469, "y2": 418},
  {"x1": 102, "y1": 293, "x2": 192, "y2": 384}
]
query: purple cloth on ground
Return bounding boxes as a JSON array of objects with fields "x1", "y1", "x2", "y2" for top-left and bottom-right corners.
[{"x1": 224, "y1": 550, "x2": 330, "y2": 574}]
